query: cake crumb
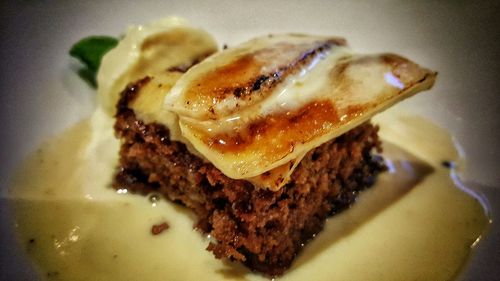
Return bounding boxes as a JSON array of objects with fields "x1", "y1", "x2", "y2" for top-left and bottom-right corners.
[{"x1": 151, "y1": 222, "x2": 169, "y2": 235}]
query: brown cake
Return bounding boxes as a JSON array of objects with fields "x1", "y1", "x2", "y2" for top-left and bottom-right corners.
[{"x1": 108, "y1": 33, "x2": 436, "y2": 276}]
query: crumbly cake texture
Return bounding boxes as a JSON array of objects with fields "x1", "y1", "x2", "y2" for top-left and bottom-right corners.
[{"x1": 113, "y1": 78, "x2": 385, "y2": 276}]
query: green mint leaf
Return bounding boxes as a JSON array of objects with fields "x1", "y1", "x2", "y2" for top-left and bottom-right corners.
[{"x1": 69, "y1": 36, "x2": 118, "y2": 87}]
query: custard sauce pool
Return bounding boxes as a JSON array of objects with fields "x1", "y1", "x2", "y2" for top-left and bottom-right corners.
[{"x1": 9, "y1": 107, "x2": 489, "y2": 281}]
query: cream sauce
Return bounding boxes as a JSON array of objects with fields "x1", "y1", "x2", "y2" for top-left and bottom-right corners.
[{"x1": 9, "y1": 107, "x2": 489, "y2": 281}]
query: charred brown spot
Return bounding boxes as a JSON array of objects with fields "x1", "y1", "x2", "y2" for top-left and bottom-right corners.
[
  {"x1": 116, "y1": 76, "x2": 152, "y2": 116},
  {"x1": 233, "y1": 87, "x2": 245, "y2": 98},
  {"x1": 252, "y1": 75, "x2": 269, "y2": 91}
]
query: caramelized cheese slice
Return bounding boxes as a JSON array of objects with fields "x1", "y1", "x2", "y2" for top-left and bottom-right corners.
[
  {"x1": 165, "y1": 35, "x2": 347, "y2": 120},
  {"x1": 163, "y1": 35, "x2": 437, "y2": 187}
]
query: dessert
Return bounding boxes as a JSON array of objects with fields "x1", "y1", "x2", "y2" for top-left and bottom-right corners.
[
  {"x1": 9, "y1": 15, "x2": 490, "y2": 281},
  {"x1": 104, "y1": 19, "x2": 436, "y2": 276}
]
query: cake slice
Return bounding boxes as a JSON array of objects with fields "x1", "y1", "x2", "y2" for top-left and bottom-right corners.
[{"x1": 111, "y1": 34, "x2": 436, "y2": 276}]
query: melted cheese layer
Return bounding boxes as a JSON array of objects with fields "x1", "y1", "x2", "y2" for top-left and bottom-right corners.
[{"x1": 162, "y1": 34, "x2": 437, "y2": 187}]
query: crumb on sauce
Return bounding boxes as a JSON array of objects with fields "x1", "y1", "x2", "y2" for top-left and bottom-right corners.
[{"x1": 151, "y1": 222, "x2": 170, "y2": 235}]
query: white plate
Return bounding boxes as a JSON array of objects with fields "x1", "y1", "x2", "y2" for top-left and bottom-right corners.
[{"x1": 1, "y1": 1, "x2": 499, "y2": 280}]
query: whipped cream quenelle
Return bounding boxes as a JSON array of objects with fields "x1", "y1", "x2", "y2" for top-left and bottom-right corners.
[{"x1": 99, "y1": 18, "x2": 437, "y2": 190}]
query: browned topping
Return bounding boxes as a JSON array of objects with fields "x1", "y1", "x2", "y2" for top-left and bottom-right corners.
[
  {"x1": 151, "y1": 222, "x2": 170, "y2": 235},
  {"x1": 184, "y1": 39, "x2": 344, "y2": 118}
]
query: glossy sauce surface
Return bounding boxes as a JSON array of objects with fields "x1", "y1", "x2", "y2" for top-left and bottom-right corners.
[{"x1": 9, "y1": 108, "x2": 489, "y2": 281}]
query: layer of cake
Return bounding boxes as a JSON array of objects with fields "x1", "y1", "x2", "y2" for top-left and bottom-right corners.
[{"x1": 113, "y1": 85, "x2": 385, "y2": 276}]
